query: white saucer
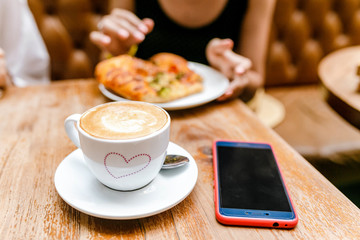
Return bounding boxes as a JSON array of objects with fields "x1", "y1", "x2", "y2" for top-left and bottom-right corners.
[{"x1": 54, "y1": 142, "x2": 198, "y2": 219}]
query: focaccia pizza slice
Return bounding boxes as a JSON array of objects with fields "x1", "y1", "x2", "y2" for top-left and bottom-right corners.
[{"x1": 95, "y1": 53, "x2": 203, "y2": 103}]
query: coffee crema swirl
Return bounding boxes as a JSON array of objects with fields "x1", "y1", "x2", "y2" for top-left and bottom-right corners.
[{"x1": 80, "y1": 102, "x2": 168, "y2": 140}]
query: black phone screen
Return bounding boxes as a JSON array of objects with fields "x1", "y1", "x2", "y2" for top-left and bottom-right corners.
[{"x1": 217, "y1": 144, "x2": 291, "y2": 212}]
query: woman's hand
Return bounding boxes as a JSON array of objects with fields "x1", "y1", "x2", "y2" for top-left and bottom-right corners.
[
  {"x1": 0, "y1": 48, "x2": 11, "y2": 89},
  {"x1": 90, "y1": 8, "x2": 154, "y2": 56},
  {"x1": 206, "y1": 38, "x2": 254, "y2": 101}
]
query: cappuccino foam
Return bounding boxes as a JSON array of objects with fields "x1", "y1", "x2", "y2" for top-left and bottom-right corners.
[{"x1": 80, "y1": 102, "x2": 168, "y2": 140}]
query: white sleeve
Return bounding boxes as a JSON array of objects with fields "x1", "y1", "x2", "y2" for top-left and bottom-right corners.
[{"x1": 0, "y1": 0, "x2": 50, "y2": 87}]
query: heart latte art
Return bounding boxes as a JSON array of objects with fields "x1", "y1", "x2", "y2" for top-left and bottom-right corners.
[{"x1": 80, "y1": 102, "x2": 168, "y2": 140}]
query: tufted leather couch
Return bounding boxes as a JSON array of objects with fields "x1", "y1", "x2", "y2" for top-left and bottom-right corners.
[
  {"x1": 28, "y1": 0, "x2": 109, "y2": 80},
  {"x1": 267, "y1": 0, "x2": 360, "y2": 86}
]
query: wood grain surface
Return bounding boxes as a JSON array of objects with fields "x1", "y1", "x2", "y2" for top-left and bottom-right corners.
[
  {"x1": 268, "y1": 85, "x2": 360, "y2": 185},
  {"x1": 0, "y1": 80, "x2": 359, "y2": 239}
]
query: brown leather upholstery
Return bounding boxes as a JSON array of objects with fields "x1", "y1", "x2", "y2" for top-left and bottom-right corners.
[
  {"x1": 28, "y1": 0, "x2": 109, "y2": 80},
  {"x1": 29, "y1": 0, "x2": 360, "y2": 84},
  {"x1": 266, "y1": 0, "x2": 360, "y2": 86}
]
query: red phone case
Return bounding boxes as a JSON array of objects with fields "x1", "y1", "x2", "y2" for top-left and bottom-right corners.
[{"x1": 212, "y1": 139, "x2": 298, "y2": 228}]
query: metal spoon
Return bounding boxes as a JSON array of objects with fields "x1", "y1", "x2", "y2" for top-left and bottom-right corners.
[{"x1": 162, "y1": 154, "x2": 189, "y2": 169}]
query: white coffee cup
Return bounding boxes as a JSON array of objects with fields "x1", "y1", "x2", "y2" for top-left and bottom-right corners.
[{"x1": 64, "y1": 101, "x2": 170, "y2": 191}]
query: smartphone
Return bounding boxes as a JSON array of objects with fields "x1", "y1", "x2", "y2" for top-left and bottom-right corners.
[{"x1": 212, "y1": 140, "x2": 298, "y2": 228}]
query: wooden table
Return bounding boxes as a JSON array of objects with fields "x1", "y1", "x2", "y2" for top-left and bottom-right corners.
[
  {"x1": 268, "y1": 85, "x2": 360, "y2": 185},
  {"x1": 0, "y1": 80, "x2": 359, "y2": 239},
  {"x1": 318, "y1": 45, "x2": 360, "y2": 129}
]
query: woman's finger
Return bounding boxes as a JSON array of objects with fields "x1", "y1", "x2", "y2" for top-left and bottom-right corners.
[
  {"x1": 206, "y1": 38, "x2": 232, "y2": 65},
  {"x1": 142, "y1": 18, "x2": 155, "y2": 33},
  {"x1": 217, "y1": 75, "x2": 249, "y2": 101},
  {"x1": 100, "y1": 17, "x2": 130, "y2": 39},
  {"x1": 224, "y1": 51, "x2": 252, "y2": 74},
  {"x1": 212, "y1": 38, "x2": 233, "y2": 55},
  {"x1": 89, "y1": 31, "x2": 111, "y2": 49},
  {"x1": 112, "y1": 8, "x2": 149, "y2": 34}
]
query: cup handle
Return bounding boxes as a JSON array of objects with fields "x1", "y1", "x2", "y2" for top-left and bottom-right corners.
[{"x1": 64, "y1": 114, "x2": 81, "y2": 148}]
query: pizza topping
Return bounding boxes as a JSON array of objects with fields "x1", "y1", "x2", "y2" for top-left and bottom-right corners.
[{"x1": 159, "y1": 87, "x2": 171, "y2": 97}]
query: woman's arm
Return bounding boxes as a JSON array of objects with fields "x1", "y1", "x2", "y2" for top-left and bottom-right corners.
[
  {"x1": 238, "y1": 0, "x2": 276, "y2": 81},
  {"x1": 207, "y1": 0, "x2": 275, "y2": 101},
  {"x1": 218, "y1": 0, "x2": 275, "y2": 101}
]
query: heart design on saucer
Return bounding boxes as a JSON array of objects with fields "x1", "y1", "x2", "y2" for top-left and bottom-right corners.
[{"x1": 104, "y1": 152, "x2": 152, "y2": 179}]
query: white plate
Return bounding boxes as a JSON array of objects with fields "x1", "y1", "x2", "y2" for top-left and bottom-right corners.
[
  {"x1": 54, "y1": 142, "x2": 198, "y2": 219},
  {"x1": 99, "y1": 62, "x2": 229, "y2": 110}
]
